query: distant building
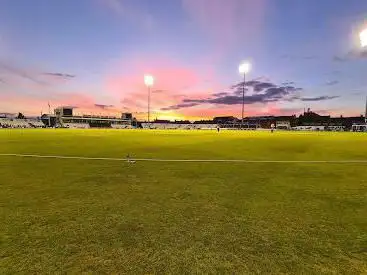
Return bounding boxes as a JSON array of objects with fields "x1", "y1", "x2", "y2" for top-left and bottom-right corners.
[
  {"x1": 53, "y1": 106, "x2": 132, "y2": 128},
  {"x1": 213, "y1": 116, "x2": 238, "y2": 124},
  {"x1": 193, "y1": 120, "x2": 215, "y2": 124},
  {"x1": 276, "y1": 121, "x2": 291, "y2": 130}
]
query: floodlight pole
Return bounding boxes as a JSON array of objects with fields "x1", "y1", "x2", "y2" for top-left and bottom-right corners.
[
  {"x1": 148, "y1": 86, "x2": 151, "y2": 127},
  {"x1": 241, "y1": 73, "x2": 245, "y2": 129},
  {"x1": 48, "y1": 103, "x2": 51, "y2": 127}
]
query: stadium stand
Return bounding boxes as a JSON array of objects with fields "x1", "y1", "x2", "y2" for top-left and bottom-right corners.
[
  {"x1": 352, "y1": 124, "x2": 367, "y2": 132},
  {"x1": 1, "y1": 101, "x2": 366, "y2": 131},
  {"x1": 64, "y1": 123, "x2": 90, "y2": 129},
  {"x1": 111, "y1": 124, "x2": 132, "y2": 129},
  {"x1": 53, "y1": 106, "x2": 132, "y2": 129},
  {"x1": 326, "y1": 125, "x2": 345, "y2": 131},
  {"x1": 292, "y1": 126, "x2": 326, "y2": 131},
  {"x1": 0, "y1": 118, "x2": 45, "y2": 128},
  {"x1": 141, "y1": 123, "x2": 218, "y2": 130}
]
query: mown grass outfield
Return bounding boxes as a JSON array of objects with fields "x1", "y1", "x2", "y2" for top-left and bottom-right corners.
[{"x1": 0, "y1": 129, "x2": 366, "y2": 274}]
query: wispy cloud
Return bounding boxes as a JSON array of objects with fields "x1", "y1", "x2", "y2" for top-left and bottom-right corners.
[
  {"x1": 300, "y1": 96, "x2": 339, "y2": 102},
  {"x1": 0, "y1": 60, "x2": 47, "y2": 85},
  {"x1": 151, "y1": 89, "x2": 168, "y2": 94},
  {"x1": 212, "y1": 92, "x2": 228, "y2": 97},
  {"x1": 231, "y1": 80, "x2": 302, "y2": 95},
  {"x1": 325, "y1": 80, "x2": 339, "y2": 86},
  {"x1": 94, "y1": 104, "x2": 114, "y2": 109},
  {"x1": 333, "y1": 48, "x2": 367, "y2": 62},
  {"x1": 252, "y1": 82, "x2": 277, "y2": 92},
  {"x1": 161, "y1": 102, "x2": 199, "y2": 111},
  {"x1": 330, "y1": 70, "x2": 342, "y2": 76},
  {"x1": 0, "y1": 60, "x2": 75, "y2": 86},
  {"x1": 282, "y1": 81, "x2": 295, "y2": 86},
  {"x1": 333, "y1": 55, "x2": 347, "y2": 62},
  {"x1": 162, "y1": 80, "x2": 302, "y2": 110},
  {"x1": 43, "y1": 72, "x2": 76, "y2": 79},
  {"x1": 161, "y1": 77, "x2": 341, "y2": 111},
  {"x1": 281, "y1": 54, "x2": 318, "y2": 61},
  {"x1": 351, "y1": 92, "x2": 363, "y2": 96}
]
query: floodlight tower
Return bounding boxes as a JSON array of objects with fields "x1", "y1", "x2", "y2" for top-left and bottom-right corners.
[
  {"x1": 359, "y1": 28, "x2": 367, "y2": 123},
  {"x1": 238, "y1": 62, "x2": 251, "y2": 128},
  {"x1": 144, "y1": 75, "x2": 154, "y2": 127}
]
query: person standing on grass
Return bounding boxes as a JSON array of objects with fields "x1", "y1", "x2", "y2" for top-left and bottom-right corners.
[
  {"x1": 271, "y1": 123, "x2": 275, "y2": 133},
  {"x1": 217, "y1": 126, "x2": 220, "y2": 133}
]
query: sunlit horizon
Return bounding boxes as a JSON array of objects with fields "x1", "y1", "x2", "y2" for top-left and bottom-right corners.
[{"x1": 0, "y1": 0, "x2": 366, "y2": 119}]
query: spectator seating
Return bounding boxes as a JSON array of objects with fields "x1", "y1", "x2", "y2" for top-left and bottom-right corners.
[
  {"x1": 64, "y1": 123, "x2": 90, "y2": 129},
  {"x1": 140, "y1": 123, "x2": 218, "y2": 130},
  {"x1": 111, "y1": 124, "x2": 132, "y2": 129},
  {"x1": 0, "y1": 118, "x2": 44, "y2": 128}
]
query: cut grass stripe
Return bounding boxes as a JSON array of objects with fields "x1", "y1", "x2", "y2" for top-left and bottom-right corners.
[{"x1": 1, "y1": 153, "x2": 367, "y2": 163}]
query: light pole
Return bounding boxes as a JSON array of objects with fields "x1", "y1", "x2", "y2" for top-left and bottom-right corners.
[
  {"x1": 360, "y1": 28, "x2": 367, "y2": 124},
  {"x1": 144, "y1": 74, "x2": 154, "y2": 128},
  {"x1": 238, "y1": 62, "x2": 251, "y2": 129},
  {"x1": 48, "y1": 102, "x2": 51, "y2": 127}
]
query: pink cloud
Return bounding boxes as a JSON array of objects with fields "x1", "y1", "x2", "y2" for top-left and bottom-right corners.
[
  {"x1": 0, "y1": 59, "x2": 76, "y2": 89},
  {"x1": 0, "y1": 89, "x2": 122, "y2": 116},
  {"x1": 103, "y1": 52, "x2": 310, "y2": 120},
  {"x1": 176, "y1": 104, "x2": 272, "y2": 119},
  {"x1": 105, "y1": 54, "x2": 222, "y2": 114}
]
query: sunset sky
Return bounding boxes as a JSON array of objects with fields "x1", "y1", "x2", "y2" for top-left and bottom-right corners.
[{"x1": 0, "y1": 0, "x2": 366, "y2": 120}]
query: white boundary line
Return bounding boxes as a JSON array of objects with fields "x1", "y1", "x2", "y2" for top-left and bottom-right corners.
[{"x1": 1, "y1": 153, "x2": 367, "y2": 163}]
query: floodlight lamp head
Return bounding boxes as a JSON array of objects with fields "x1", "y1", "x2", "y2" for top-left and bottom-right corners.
[
  {"x1": 360, "y1": 28, "x2": 367, "y2": 48},
  {"x1": 144, "y1": 75, "x2": 154, "y2": 87},
  {"x1": 239, "y1": 62, "x2": 251, "y2": 75}
]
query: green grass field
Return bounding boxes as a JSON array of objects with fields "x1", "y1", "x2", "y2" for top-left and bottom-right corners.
[{"x1": 1, "y1": 129, "x2": 366, "y2": 274}]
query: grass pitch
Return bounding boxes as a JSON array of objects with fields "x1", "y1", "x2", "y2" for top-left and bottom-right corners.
[{"x1": 1, "y1": 129, "x2": 366, "y2": 273}]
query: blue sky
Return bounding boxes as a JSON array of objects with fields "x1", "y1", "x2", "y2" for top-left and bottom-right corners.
[{"x1": 0, "y1": 0, "x2": 366, "y2": 119}]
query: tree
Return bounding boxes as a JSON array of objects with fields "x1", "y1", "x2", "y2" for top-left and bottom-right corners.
[{"x1": 17, "y1": 112, "x2": 25, "y2": 119}]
